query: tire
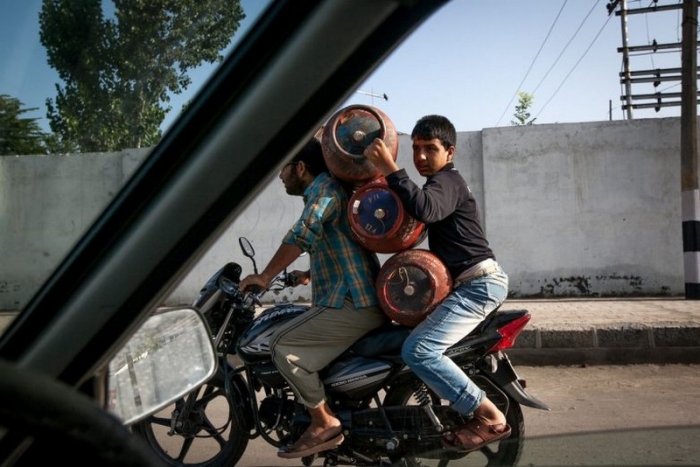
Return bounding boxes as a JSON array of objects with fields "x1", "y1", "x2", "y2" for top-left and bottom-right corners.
[
  {"x1": 131, "y1": 377, "x2": 249, "y2": 466},
  {"x1": 384, "y1": 375, "x2": 525, "y2": 467}
]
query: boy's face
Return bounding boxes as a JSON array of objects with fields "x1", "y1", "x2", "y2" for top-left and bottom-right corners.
[{"x1": 412, "y1": 138, "x2": 454, "y2": 177}]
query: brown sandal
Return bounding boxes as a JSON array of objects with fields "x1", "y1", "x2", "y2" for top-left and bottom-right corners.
[
  {"x1": 277, "y1": 425, "x2": 344, "y2": 459},
  {"x1": 442, "y1": 418, "x2": 512, "y2": 453}
]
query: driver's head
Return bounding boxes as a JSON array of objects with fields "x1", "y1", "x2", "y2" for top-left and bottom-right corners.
[
  {"x1": 291, "y1": 137, "x2": 328, "y2": 177},
  {"x1": 279, "y1": 138, "x2": 328, "y2": 196}
]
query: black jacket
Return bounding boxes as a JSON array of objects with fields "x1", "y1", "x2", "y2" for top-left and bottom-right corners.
[{"x1": 385, "y1": 163, "x2": 495, "y2": 279}]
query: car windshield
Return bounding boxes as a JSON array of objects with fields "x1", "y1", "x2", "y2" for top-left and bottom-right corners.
[
  {"x1": 1, "y1": 1, "x2": 688, "y2": 326},
  {"x1": 1, "y1": 1, "x2": 698, "y2": 466}
]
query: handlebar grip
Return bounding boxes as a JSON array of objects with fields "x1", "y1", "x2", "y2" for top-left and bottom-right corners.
[
  {"x1": 242, "y1": 289, "x2": 263, "y2": 308},
  {"x1": 247, "y1": 285, "x2": 264, "y2": 295}
]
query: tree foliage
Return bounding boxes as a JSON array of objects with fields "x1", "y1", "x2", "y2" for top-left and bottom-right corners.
[
  {"x1": 511, "y1": 91, "x2": 536, "y2": 126},
  {"x1": 39, "y1": 0, "x2": 245, "y2": 152},
  {"x1": 0, "y1": 95, "x2": 50, "y2": 155}
]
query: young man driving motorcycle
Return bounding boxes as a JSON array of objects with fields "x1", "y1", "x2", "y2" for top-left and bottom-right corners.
[{"x1": 239, "y1": 138, "x2": 387, "y2": 459}]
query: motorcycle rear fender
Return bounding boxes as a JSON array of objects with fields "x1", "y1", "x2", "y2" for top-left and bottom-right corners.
[{"x1": 480, "y1": 352, "x2": 550, "y2": 411}]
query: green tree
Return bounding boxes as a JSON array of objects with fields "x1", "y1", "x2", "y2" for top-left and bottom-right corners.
[
  {"x1": 39, "y1": 0, "x2": 245, "y2": 152},
  {"x1": 511, "y1": 91, "x2": 536, "y2": 126},
  {"x1": 0, "y1": 95, "x2": 50, "y2": 155}
]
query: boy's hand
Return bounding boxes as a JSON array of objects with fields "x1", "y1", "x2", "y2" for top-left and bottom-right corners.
[
  {"x1": 364, "y1": 138, "x2": 400, "y2": 176},
  {"x1": 289, "y1": 269, "x2": 311, "y2": 286}
]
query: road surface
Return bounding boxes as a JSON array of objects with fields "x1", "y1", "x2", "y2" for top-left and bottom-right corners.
[{"x1": 238, "y1": 364, "x2": 700, "y2": 466}]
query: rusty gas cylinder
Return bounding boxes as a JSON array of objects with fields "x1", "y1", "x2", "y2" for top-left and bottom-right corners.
[
  {"x1": 321, "y1": 104, "x2": 398, "y2": 184},
  {"x1": 376, "y1": 249, "x2": 453, "y2": 327},
  {"x1": 348, "y1": 177, "x2": 426, "y2": 254}
]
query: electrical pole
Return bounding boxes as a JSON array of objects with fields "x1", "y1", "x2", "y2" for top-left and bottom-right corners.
[
  {"x1": 681, "y1": 0, "x2": 700, "y2": 299},
  {"x1": 619, "y1": 0, "x2": 634, "y2": 119}
]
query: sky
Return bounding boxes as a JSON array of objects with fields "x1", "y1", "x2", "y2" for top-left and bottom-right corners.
[{"x1": 0, "y1": 0, "x2": 691, "y2": 136}]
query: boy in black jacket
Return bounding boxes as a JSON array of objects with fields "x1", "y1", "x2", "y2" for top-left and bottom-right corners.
[{"x1": 364, "y1": 115, "x2": 511, "y2": 452}]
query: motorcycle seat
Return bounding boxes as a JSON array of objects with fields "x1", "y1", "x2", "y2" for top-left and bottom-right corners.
[{"x1": 350, "y1": 323, "x2": 412, "y2": 358}]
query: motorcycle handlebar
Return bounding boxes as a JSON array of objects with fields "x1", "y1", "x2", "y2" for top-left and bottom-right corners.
[
  {"x1": 242, "y1": 289, "x2": 264, "y2": 308},
  {"x1": 239, "y1": 272, "x2": 296, "y2": 307}
]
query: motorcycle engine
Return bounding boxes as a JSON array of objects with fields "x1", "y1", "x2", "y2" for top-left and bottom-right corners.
[
  {"x1": 350, "y1": 405, "x2": 468, "y2": 458},
  {"x1": 258, "y1": 394, "x2": 296, "y2": 433}
]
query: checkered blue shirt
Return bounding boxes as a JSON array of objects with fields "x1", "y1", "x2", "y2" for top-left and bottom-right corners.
[{"x1": 283, "y1": 172, "x2": 379, "y2": 308}]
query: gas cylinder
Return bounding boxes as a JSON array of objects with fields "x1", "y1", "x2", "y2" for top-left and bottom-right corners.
[
  {"x1": 321, "y1": 104, "x2": 398, "y2": 184},
  {"x1": 348, "y1": 177, "x2": 426, "y2": 254},
  {"x1": 376, "y1": 249, "x2": 453, "y2": 327}
]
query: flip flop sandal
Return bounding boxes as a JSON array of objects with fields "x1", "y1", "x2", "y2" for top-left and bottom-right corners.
[
  {"x1": 277, "y1": 426, "x2": 344, "y2": 459},
  {"x1": 442, "y1": 418, "x2": 512, "y2": 453}
]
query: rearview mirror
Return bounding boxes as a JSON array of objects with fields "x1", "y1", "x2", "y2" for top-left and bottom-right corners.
[
  {"x1": 106, "y1": 307, "x2": 216, "y2": 425},
  {"x1": 239, "y1": 237, "x2": 255, "y2": 258}
]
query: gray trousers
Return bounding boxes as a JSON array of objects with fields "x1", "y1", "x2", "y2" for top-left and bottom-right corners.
[{"x1": 270, "y1": 296, "x2": 387, "y2": 408}]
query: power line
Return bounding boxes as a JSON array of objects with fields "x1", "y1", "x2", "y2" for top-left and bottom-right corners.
[
  {"x1": 532, "y1": 0, "x2": 602, "y2": 96},
  {"x1": 643, "y1": 1, "x2": 657, "y2": 69},
  {"x1": 535, "y1": 8, "x2": 614, "y2": 120},
  {"x1": 494, "y1": 1, "x2": 569, "y2": 126}
]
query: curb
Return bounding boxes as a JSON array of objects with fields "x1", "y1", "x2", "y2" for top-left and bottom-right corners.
[
  {"x1": 3, "y1": 308, "x2": 699, "y2": 366},
  {"x1": 508, "y1": 346, "x2": 700, "y2": 366},
  {"x1": 508, "y1": 319, "x2": 700, "y2": 366}
]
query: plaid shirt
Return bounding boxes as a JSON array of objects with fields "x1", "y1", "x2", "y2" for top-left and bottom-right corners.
[{"x1": 283, "y1": 172, "x2": 379, "y2": 308}]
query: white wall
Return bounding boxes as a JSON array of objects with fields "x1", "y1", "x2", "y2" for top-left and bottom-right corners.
[
  {"x1": 0, "y1": 118, "x2": 687, "y2": 310},
  {"x1": 482, "y1": 119, "x2": 683, "y2": 296}
]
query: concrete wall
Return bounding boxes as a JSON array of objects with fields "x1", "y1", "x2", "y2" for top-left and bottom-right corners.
[
  {"x1": 0, "y1": 118, "x2": 686, "y2": 310},
  {"x1": 483, "y1": 118, "x2": 682, "y2": 296}
]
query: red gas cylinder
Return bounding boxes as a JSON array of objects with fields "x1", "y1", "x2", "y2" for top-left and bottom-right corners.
[
  {"x1": 321, "y1": 104, "x2": 398, "y2": 184},
  {"x1": 348, "y1": 177, "x2": 426, "y2": 254},
  {"x1": 376, "y1": 249, "x2": 453, "y2": 327}
]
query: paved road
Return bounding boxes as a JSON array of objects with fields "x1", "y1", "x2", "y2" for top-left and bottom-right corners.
[
  {"x1": 3, "y1": 300, "x2": 699, "y2": 465},
  {"x1": 234, "y1": 364, "x2": 700, "y2": 466}
]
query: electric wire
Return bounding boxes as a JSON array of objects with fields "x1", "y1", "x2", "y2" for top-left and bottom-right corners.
[
  {"x1": 532, "y1": 0, "x2": 602, "y2": 97},
  {"x1": 500, "y1": 0, "x2": 685, "y2": 126},
  {"x1": 535, "y1": 7, "x2": 614, "y2": 120},
  {"x1": 675, "y1": 0, "x2": 682, "y2": 42},
  {"x1": 644, "y1": 1, "x2": 657, "y2": 69},
  {"x1": 494, "y1": 1, "x2": 568, "y2": 127}
]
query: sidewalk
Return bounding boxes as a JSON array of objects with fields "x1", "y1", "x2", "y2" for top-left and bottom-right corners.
[
  {"x1": 503, "y1": 297, "x2": 700, "y2": 366},
  {"x1": 2, "y1": 298, "x2": 698, "y2": 366}
]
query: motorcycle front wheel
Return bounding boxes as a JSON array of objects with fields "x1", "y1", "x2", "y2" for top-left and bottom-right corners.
[
  {"x1": 384, "y1": 375, "x2": 525, "y2": 467},
  {"x1": 131, "y1": 378, "x2": 249, "y2": 466}
]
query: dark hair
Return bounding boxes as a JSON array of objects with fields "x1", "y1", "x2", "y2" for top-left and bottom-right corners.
[
  {"x1": 411, "y1": 115, "x2": 457, "y2": 150},
  {"x1": 291, "y1": 137, "x2": 328, "y2": 177}
]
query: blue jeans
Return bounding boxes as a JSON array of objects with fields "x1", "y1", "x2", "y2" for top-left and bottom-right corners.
[{"x1": 401, "y1": 269, "x2": 509, "y2": 416}]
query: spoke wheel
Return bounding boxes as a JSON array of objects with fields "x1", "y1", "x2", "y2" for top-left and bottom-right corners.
[
  {"x1": 131, "y1": 379, "x2": 248, "y2": 466},
  {"x1": 384, "y1": 375, "x2": 525, "y2": 467}
]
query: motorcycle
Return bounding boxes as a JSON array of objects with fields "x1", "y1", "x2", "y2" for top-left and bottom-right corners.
[{"x1": 129, "y1": 237, "x2": 549, "y2": 467}]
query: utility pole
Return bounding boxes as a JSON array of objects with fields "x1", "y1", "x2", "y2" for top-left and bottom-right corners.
[
  {"x1": 612, "y1": 0, "x2": 690, "y2": 112},
  {"x1": 681, "y1": 0, "x2": 700, "y2": 299},
  {"x1": 618, "y1": 0, "x2": 634, "y2": 119}
]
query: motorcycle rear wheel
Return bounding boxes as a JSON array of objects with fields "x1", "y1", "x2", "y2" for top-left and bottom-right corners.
[
  {"x1": 384, "y1": 375, "x2": 525, "y2": 467},
  {"x1": 131, "y1": 379, "x2": 249, "y2": 466}
]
